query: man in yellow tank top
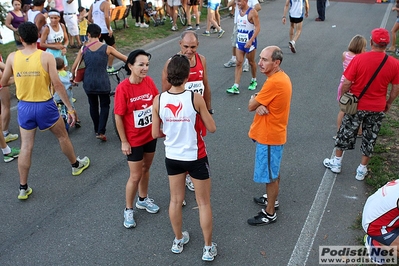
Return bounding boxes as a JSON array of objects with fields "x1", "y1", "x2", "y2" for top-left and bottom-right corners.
[{"x1": 0, "y1": 22, "x2": 90, "y2": 200}]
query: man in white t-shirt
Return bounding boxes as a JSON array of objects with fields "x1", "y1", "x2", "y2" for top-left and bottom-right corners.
[
  {"x1": 63, "y1": 0, "x2": 81, "y2": 48},
  {"x1": 224, "y1": 0, "x2": 261, "y2": 72},
  {"x1": 362, "y1": 179, "x2": 399, "y2": 263},
  {"x1": 282, "y1": 0, "x2": 309, "y2": 53}
]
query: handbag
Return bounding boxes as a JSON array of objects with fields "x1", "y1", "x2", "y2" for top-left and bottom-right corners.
[
  {"x1": 339, "y1": 54, "x2": 388, "y2": 115},
  {"x1": 73, "y1": 41, "x2": 99, "y2": 82}
]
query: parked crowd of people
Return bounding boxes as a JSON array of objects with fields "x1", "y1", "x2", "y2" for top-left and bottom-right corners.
[{"x1": 1, "y1": 0, "x2": 399, "y2": 263}]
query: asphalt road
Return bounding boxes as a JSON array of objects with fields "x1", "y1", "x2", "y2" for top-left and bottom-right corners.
[{"x1": 0, "y1": 1, "x2": 395, "y2": 265}]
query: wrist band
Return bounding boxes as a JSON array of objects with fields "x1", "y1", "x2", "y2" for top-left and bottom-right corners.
[{"x1": 67, "y1": 110, "x2": 75, "y2": 114}]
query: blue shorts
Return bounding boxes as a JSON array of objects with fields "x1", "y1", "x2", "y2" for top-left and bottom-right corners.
[
  {"x1": 165, "y1": 156, "x2": 210, "y2": 180},
  {"x1": 253, "y1": 143, "x2": 284, "y2": 184},
  {"x1": 370, "y1": 228, "x2": 399, "y2": 246},
  {"x1": 236, "y1": 39, "x2": 257, "y2": 53},
  {"x1": 207, "y1": 2, "x2": 220, "y2": 10},
  {"x1": 18, "y1": 99, "x2": 60, "y2": 130}
]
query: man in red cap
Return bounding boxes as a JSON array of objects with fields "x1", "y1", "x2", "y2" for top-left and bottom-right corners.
[{"x1": 323, "y1": 28, "x2": 399, "y2": 181}]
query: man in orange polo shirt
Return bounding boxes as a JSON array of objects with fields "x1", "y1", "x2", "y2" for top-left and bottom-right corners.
[{"x1": 247, "y1": 46, "x2": 292, "y2": 226}]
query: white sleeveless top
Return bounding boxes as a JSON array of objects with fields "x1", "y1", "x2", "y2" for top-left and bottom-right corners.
[
  {"x1": 159, "y1": 90, "x2": 207, "y2": 161},
  {"x1": 92, "y1": 0, "x2": 110, "y2": 34},
  {"x1": 46, "y1": 23, "x2": 64, "y2": 44}
]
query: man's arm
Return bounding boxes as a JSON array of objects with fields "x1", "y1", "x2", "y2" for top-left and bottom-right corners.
[
  {"x1": 304, "y1": 0, "x2": 309, "y2": 17},
  {"x1": 199, "y1": 55, "x2": 212, "y2": 110},
  {"x1": 385, "y1": 84, "x2": 399, "y2": 112},
  {"x1": 341, "y1": 77, "x2": 352, "y2": 95},
  {"x1": 101, "y1": 0, "x2": 113, "y2": 36},
  {"x1": 35, "y1": 13, "x2": 46, "y2": 37},
  {"x1": 247, "y1": 9, "x2": 260, "y2": 48},
  {"x1": 282, "y1": 0, "x2": 289, "y2": 24},
  {"x1": 161, "y1": 59, "x2": 172, "y2": 92},
  {"x1": 0, "y1": 53, "x2": 15, "y2": 89},
  {"x1": 88, "y1": 5, "x2": 93, "y2": 23}
]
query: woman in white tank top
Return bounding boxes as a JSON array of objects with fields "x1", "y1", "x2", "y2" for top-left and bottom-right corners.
[{"x1": 40, "y1": 9, "x2": 69, "y2": 66}]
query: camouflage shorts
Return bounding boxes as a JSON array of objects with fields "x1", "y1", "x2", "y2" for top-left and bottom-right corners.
[{"x1": 335, "y1": 110, "x2": 385, "y2": 157}]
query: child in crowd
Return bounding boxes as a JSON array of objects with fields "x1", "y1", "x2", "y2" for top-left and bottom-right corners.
[
  {"x1": 144, "y1": 2, "x2": 160, "y2": 25},
  {"x1": 53, "y1": 57, "x2": 81, "y2": 128},
  {"x1": 78, "y1": 7, "x2": 89, "y2": 44},
  {"x1": 335, "y1": 35, "x2": 367, "y2": 139}
]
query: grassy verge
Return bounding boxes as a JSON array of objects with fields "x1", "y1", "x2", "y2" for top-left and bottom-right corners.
[{"x1": 353, "y1": 80, "x2": 399, "y2": 266}]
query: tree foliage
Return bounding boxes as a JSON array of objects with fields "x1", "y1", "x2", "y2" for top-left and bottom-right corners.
[{"x1": 0, "y1": 3, "x2": 11, "y2": 26}]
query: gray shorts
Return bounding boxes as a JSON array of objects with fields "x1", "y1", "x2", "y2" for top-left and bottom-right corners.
[
  {"x1": 230, "y1": 24, "x2": 237, "y2": 47},
  {"x1": 335, "y1": 110, "x2": 385, "y2": 157}
]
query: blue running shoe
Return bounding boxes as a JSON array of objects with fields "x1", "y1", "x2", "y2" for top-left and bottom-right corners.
[{"x1": 136, "y1": 197, "x2": 160, "y2": 213}]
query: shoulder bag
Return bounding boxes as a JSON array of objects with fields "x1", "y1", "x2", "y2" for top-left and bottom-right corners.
[{"x1": 339, "y1": 54, "x2": 388, "y2": 115}]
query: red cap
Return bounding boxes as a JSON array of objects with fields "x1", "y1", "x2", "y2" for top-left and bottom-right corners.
[{"x1": 371, "y1": 28, "x2": 390, "y2": 46}]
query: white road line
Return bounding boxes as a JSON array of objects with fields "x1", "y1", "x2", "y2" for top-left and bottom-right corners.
[
  {"x1": 381, "y1": 2, "x2": 393, "y2": 29},
  {"x1": 288, "y1": 5, "x2": 392, "y2": 264},
  {"x1": 287, "y1": 151, "x2": 337, "y2": 266}
]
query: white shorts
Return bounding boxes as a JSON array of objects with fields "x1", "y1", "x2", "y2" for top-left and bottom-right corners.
[
  {"x1": 167, "y1": 0, "x2": 181, "y2": 7},
  {"x1": 63, "y1": 14, "x2": 79, "y2": 36}
]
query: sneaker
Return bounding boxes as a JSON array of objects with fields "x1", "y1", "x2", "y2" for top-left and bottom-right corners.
[
  {"x1": 247, "y1": 209, "x2": 277, "y2": 226},
  {"x1": 18, "y1": 187, "x2": 33, "y2": 200},
  {"x1": 248, "y1": 80, "x2": 257, "y2": 91},
  {"x1": 4, "y1": 147, "x2": 20, "y2": 163},
  {"x1": 4, "y1": 133, "x2": 18, "y2": 143},
  {"x1": 224, "y1": 59, "x2": 236, "y2": 68},
  {"x1": 226, "y1": 84, "x2": 240, "y2": 94},
  {"x1": 135, "y1": 197, "x2": 160, "y2": 213},
  {"x1": 211, "y1": 28, "x2": 218, "y2": 34},
  {"x1": 364, "y1": 235, "x2": 383, "y2": 265},
  {"x1": 196, "y1": 25, "x2": 200, "y2": 30},
  {"x1": 202, "y1": 242, "x2": 218, "y2": 261},
  {"x1": 289, "y1": 41, "x2": 296, "y2": 53},
  {"x1": 217, "y1": 29, "x2": 225, "y2": 38},
  {"x1": 123, "y1": 208, "x2": 136, "y2": 228},
  {"x1": 202, "y1": 31, "x2": 210, "y2": 36},
  {"x1": 253, "y1": 194, "x2": 279, "y2": 210},
  {"x1": 187, "y1": 25, "x2": 193, "y2": 30},
  {"x1": 72, "y1": 156, "x2": 90, "y2": 176},
  {"x1": 323, "y1": 158, "x2": 341, "y2": 174},
  {"x1": 171, "y1": 231, "x2": 190, "y2": 254},
  {"x1": 355, "y1": 167, "x2": 367, "y2": 181},
  {"x1": 185, "y1": 174, "x2": 195, "y2": 191},
  {"x1": 171, "y1": 25, "x2": 178, "y2": 31},
  {"x1": 107, "y1": 66, "x2": 115, "y2": 73},
  {"x1": 140, "y1": 22, "x2": 149, "y2": 28},
  {"x1": 135, "y1": 22, "x2": 140, "y2": 27},
  {"x1": 242, "y1": 62, "x2": 249, "y2": 72}
]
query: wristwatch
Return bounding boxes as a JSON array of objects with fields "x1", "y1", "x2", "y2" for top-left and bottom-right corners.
[{"x1": 208, "y1": 109, "x2": 215, "y2": 114}]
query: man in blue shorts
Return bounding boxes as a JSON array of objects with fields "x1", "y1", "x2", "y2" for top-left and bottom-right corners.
[
  {"x1": 0, "y1": 22, "x2": 90, "y2": 200},
  {"x1": 282, "y1": 0, "x2": 309, "y2": 53},
  {"x1": 226, "y1": 0, "x2": 260, "y2": 94},
  {"x1": 247, "y1": 46, "x2": 292, "y2": 225}
]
